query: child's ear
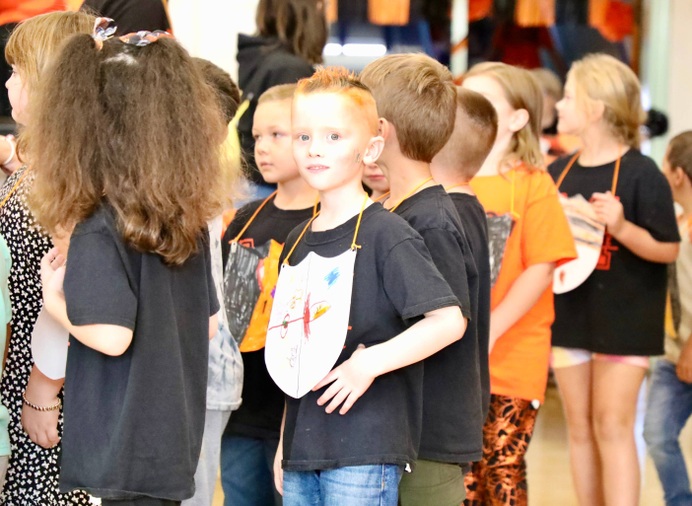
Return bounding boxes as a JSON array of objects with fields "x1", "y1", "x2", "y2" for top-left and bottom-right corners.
[
  {"x1": 508, "y1": 108, "x2": 530, "y2": 133},
  {"x1": 673, "y1": 166, "x2": 689, "y2": 187},
  {"x1": 378, "y1": 118, "x2": 389, "y2": 139},
  {"x1": 362, "y1": 136, "x2": 385, "y2": 165}
]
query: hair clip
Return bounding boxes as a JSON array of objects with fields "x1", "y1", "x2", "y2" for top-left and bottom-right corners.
[
  {"x1": 119, "y1": 30, "x2": 173, "y2": 47},
  {"x1": 92, "y1": 17, "x2": 117, "y2": 49}
]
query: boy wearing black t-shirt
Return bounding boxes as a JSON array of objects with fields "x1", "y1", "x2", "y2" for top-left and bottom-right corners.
[
  {"x1": 431, "y1": 87, "x2": 498, "y2": 422},
  {"x1": 272, "y1": 67, "x2": 465, "y2": 505},
  {"x1": 360, "y1": 54, "x2": 482, "y2": 506},
  {"x1": 220, "y1": 84, "x2": 318, "y2": 505}
]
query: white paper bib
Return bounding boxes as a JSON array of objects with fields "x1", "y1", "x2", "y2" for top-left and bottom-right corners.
[
  {"x1": 265, "y1": 248, "x2": 356, "y2": 398},
  {"x1": 31, "y1": 307, "x2": 69, "y2": 380},
  {"x1": 553, "y1": 193, "x2": 606, "y2": 294}
]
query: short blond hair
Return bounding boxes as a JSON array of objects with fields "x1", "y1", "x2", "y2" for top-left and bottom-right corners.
[
  {"x1": 434, "y1": 88, "x2": 498, "y2": 181},
  {"x1": 360, "y1": 53, "x2": 456, "y2": 163},
  {"x1": 258, "y1": 83, "x2": 297, "y2": 105},
  {"x1": 296, "y1": 66, "x2": 378, "y2": 135},
  {"x1": 568, "y1": 53, "x2": 645, "y2": 149},
  {"x1": 464, "y1": 62, "x2": 543, "y2": 170}
]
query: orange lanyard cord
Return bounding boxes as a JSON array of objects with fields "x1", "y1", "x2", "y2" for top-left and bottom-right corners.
[
  {"x1": 232, "y1": 190, "x2": 278, "y2": 242},
  {"x1": 444, "y1": 182, "x2": 471, "y2": 191},
  {"x1": 555, "y1": 151, "x2": 621, "y2": 196}
]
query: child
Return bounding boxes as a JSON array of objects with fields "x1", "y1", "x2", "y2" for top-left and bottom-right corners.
[
  {"x1": 269, "y1": 66, "x2": 465, "y2": 505},
  {"x1": 360, "y1": 53, "x2": 476, "y2": 506},
  {"x1": 238, "y1": 0, "x2": 328, "y2": 198},
  {"x1": 430, "y1": 87, "x2": 498, "y2": 423},
  {"x1": 462, "y1": 62, "x2": 576, "y2": 506},
  {"x1": 0, "y1": 11, "x2": 95, "y2": 505},
  {"x1": 548, "y1": 53, "x2": 679, "y2": 506},
  {"x1": 29, "y1": 29, "x2": 230, "y2": 503},
  {"x1": 183, "y1": 57, "x2": 244, "y2": 506},
  {"x1": 220, "y1": 83, "x2": 318, "y2": 506},
  {"x1": 644, "y1": 130, "x2": 692, "y2": 506},
  {"x1": 362, "y1": 162, "x2": 389, "y2": 200}
]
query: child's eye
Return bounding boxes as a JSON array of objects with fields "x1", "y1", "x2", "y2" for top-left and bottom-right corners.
[
  {"x1": 272, "y1": 132, "x2": 285, "y2": 139},
  {"x1": 252, "y1": 134, "x2": 260, "y2": 141},
  {"x1": 298, "y1": 134, "x2": 310, "y2": 142},
  {"x1": 328, "y1": 133, "x2": 340, "y2": 141}
]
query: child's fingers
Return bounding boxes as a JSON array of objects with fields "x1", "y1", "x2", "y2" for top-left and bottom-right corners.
[
  {"x1": 312, "y1": 370, "x2": 337, "y2": 391},
  {"x1": 323, "y1": 385, "x2": 349, "y2": 414},
  {"x1": 338, "y1": 391, "x2": 361, "y2": 415}
]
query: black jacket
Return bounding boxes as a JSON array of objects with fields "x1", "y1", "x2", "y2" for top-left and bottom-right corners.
[{"x1": 237, "y1": 34, "x2": 314, "y2": 183}]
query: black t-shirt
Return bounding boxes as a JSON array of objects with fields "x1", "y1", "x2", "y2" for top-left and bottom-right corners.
[
  {"x1": 548, "y1": 149, "x2": 680, "y2": 355},
  {"x1": 81, "y1": 0, "x2": 170, "y2": 33},
  {"x1": 280, "y1": 203, "x2": 459, "y2": 471},
  {"x1": 450, "y1": 193, "x2": 491, "y2": 421},
  {"x1": 394, "y1": 185, "x2": 482, "y2": 464},
  {"x1": 221, "y1": 198, "x2": 315, "y2": 440},
  {"x1": 59, "y1": 205, "x2": 218, "y2": 500}
]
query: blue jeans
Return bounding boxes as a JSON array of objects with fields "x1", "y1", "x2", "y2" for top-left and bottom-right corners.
[
  {"x1": 221, "y1": 434, "x2": 282, "y2": 506},
  {"x1": 643, "y1": 359, "x2": 692, "y2": 506},
  {"x1": 283, "y1": 464, "x2": 403, "y2": 506}
]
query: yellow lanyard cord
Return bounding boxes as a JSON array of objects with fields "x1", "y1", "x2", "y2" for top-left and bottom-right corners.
[
  {"x1": 0, "y1": 165, "x2": 31, "y2": 210},
  {"x1": 444, "y1": 182, "x2": 471, "y2": 191},
  {"x1": 387, "y1": 177, "x2": 433, "y2": 213},
  {"x1": 282, "y1": 194, "x2": 369, "y2": 265},
  {"x1": 555, "y1": 151, "x2": 622, "y2": 196}
]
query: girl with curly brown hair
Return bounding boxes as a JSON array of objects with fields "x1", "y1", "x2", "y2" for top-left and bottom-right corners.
[{"x1": 29, "y1": 27, "x2": 234, "y2": 504}]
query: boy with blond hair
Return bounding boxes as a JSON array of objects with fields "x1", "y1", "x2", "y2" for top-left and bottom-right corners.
[
  {"x1": 220, "y1": 83, "x2": 319, "y2": 505},
  {"x1": 360, "y1": 54, "x2": 481, "y2": 506},
  {"x1": 268, "y1": 67, "x2": 465, "y2": 505},
  {"x1": 431, "y1": 87, "x2": 498, "y2": 423}
]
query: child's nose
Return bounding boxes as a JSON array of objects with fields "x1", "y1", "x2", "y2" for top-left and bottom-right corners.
[{"x1": 307, "y1": 138, "x2": 323, "y2": 157}]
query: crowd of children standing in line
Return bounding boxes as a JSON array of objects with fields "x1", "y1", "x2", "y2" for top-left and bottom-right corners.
[{"x1": 0, "y1": 1, "x2": 687, "y2": 505}]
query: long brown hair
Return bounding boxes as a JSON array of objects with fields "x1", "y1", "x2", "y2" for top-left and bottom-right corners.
[
  {"x1": 256, "y1": 0, "x2": 327, "y2": 65},
  {"x1": 28, "y1": 35, "x2": 235, "y2": 265}
]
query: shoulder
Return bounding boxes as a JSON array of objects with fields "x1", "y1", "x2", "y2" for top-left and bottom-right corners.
[
  {"x1": 362, "y1": 205, "x2": 424, "y2": 248},
  {"x1": 547, "y1": 154, "x2": 574, "y2": 179},
  {"x1": 71, "y1": 205, "x2": 116, "y2": 238},
  {"x1": 621, "y1": 149, "x2": 661, "y2": 176},
  {"x1": 516, "y1": 166, "x2": 560, "y2": 199}
]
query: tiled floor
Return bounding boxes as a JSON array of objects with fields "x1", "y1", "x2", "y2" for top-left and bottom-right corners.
[{"x1": 212, "y1": 385, "x2": 692, "y2": 505}]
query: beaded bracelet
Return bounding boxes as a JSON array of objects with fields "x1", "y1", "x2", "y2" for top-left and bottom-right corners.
[{"x1": 22, "y1": 392, "x2": 61, "y2": 412}]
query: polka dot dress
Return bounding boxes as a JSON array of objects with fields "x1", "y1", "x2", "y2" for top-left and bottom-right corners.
[{"x1": 0, "y1": 167, "x2": 90, "y2": 505}]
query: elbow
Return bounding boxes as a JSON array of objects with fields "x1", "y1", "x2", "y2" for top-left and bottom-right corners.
[
  {"x1": 449, "y1": 307, "x2": 466, "y2": 343},
  {"x1": 660, "y1": 243, "x2": 680, "y2": 264},
  {"x1": 99, "y1": 333, "x2": 134, "y2": 356}
]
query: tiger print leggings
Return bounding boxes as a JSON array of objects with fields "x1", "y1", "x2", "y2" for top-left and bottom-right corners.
[{"x1": 464, "y1": 394, "x2": 539, "y2": 506}]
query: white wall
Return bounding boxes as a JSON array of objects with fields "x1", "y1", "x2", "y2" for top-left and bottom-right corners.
[
  {"x1": 668, "y1": 0, "x2": 692, "y2": 137},
  {"x1": 168, "y1": 0, "x2": 258, "y2": 81}
]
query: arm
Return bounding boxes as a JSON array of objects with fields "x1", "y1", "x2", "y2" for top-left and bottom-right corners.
[
  {"x1": 489, "y1": 262, "x2": 555, "y2": 352},
  {"x1": 274, "y1": 404, "x2": 286, "y2": 495},
  {"x1": 592, "y1": 191, "x2": 679, "y2": 263},
  {"x1": 677, "y1": 333, "x2": 692, "y2": 383},
  {"x1": 41, "y1": 249, "x2": 133, "y2": 356},
  {"x1": 209, "y1": 312, "x2": 219, "y2": 340},
  {"x1": 22, "y1": 366, "x2": 63, "y2": 448},
  {"x1": 313, "y1": 305, "x2": 465, "y2": 415}
]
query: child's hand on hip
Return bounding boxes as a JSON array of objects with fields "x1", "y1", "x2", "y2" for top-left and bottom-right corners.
[{"x1": 313, "y1": 344, "x2": 375, "y2": 415}]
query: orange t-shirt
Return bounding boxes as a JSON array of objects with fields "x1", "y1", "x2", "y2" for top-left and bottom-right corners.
[
  {"x1": 0, "y1": 0, "x2": 66, "y2": 26},
  {"x1": 470, "y1": 166, "x2": 576, "y2": 402}
]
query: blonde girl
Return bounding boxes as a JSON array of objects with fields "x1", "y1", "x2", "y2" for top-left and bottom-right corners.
[
  {"x1": 462, "y1": 62, "x2": 576, "y2": 506},
  {"x1": 548, "y1": 53, "x2": 680, "y2": 506},
  {"x1": 0, "y1": 11, "x2": 94, "y2": 504}
]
